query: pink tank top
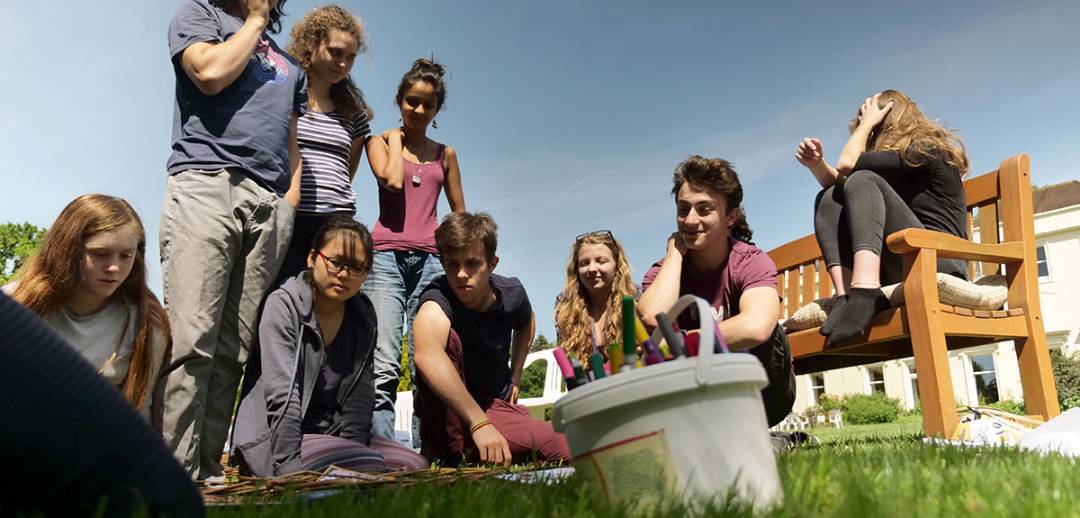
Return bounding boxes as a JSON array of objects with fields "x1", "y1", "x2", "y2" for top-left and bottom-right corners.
[{"x1": 371, "y1": 144, "x2": 446, "y2": 253}]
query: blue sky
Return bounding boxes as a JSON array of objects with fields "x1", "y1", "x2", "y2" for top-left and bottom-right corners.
[{"x1": 3, "y1": 1, "x2": 1079, "y2": 339}]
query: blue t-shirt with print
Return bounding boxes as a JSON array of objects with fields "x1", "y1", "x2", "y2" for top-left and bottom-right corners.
[{"x1": 166, "y1": 0, "x2": 307, "y2": 196}]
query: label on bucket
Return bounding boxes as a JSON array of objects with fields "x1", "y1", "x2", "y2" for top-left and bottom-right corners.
[{"x1": 573, "y1": 430, "x2": 678, "y2": 507}]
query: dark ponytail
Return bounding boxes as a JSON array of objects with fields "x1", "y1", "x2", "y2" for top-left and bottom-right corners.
[
  {"x1": 671, "y1": 155, "x2": 754, "y2": 243},
  {"x1": 395, "y1": 58, "x2": 448, "y2": 112}
]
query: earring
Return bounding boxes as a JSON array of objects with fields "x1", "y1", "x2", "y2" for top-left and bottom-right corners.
[{"x1": 432, "y1": 119, "x2": 438, "y2": 129}]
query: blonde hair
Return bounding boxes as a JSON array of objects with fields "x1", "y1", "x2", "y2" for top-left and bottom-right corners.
[
  {"x1": 855, "y1": 89, "x2": 969, "y2": 176},
  {"x1": 554, "y1": 233, "x2": 636, "y2": 365}
]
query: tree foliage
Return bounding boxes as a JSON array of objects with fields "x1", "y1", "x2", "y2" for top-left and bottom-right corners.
[{"x1": 0, "y1": 222, "x2": 46, "y2": 285}]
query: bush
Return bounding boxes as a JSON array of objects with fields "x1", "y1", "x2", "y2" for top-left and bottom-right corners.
[
  {"x1": 844, "y1": 393, "x2": 902, "y2": 424},
  {"x1": 519, "y1": 359, "x2": 548, "y2": 398},
  {"x1": 984, "y1": 399, "x2": 1026, "y2": 415},
  {"x1": 816, "y1": 394, "x2": 844, "y2": 413},
  {"x1": 1051, "y1": 349, "x2": 1080, "y2": 410}
]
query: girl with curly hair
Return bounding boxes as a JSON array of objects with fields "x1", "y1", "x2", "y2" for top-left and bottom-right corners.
[
  {"x1": 365, "y1": 58, "x2": 466, "y2": 441},
  {"x1": 4, "y1": 195, "x2": 169, "y2": 424},
  {"x1": 554, "y1": 231, "x2": 637, "y2": 365},
  {"x1": 277, "y1": 5, "x2": 390, "y2": 282},
  {"x1": 796, "y1": 90, "x2": 970, "y2": 345}
]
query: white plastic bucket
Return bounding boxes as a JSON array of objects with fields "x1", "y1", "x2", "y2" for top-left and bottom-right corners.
[{"x1": 551, "y1": 295, "x2": 782, "y2": 509}]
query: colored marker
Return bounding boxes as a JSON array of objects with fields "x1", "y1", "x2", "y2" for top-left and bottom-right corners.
[
  {"x1": 713, "y1": 321, "x2": 730, "y2": 354},
  {"x1": 569, "y1": 357, "x2": 588, "y2": 387},
  {"x1": 684, "y1": 330, "x2": 701, "y2": 357},
  {"x1": 589, "y1": 352, "x2": 607, "y2": 380},
  {"x1": 642, "y1": 339, "x2": 664, "y2": 365},
  {"x1": 633, "y1": 315, "x2": 650, "y2": 344},
  {"x1": 608, "y1": 342, "x2": 624, "y2": 374},
  {"x1": 553, "y1": 347, "x2": 578, "y2": 389},
  {"x1": 655, "y1": 313, "x2": 687, "y2": 358},
  {"x1": 621, "y1": 296, "x2": 637, "y2": 371}
]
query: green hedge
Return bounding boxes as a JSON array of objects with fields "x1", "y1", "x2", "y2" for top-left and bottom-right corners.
[
  {"x1": 1051, "y1": 349, "x2": 1080, "y2": 410},
  {"x1": 842, "y1": 393, "x2": 903, "y2": 424}
]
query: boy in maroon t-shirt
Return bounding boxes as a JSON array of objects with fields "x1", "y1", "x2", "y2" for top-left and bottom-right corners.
[{"x1": 639, "y1": 156, "x2": 795, "y2": 427}]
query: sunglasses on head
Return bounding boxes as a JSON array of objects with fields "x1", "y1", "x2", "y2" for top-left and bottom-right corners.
[{"x1": 575, "y1": 230, "x2": 614, "y2": 242}]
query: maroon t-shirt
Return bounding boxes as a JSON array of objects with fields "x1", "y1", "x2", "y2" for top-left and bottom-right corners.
[{"x1": 641, "y1": 239, "x2": 779, "y2": 325}]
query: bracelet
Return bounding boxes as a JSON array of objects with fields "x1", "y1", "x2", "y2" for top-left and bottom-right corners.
[{"x1": 469, "y1": 419, "x2": 493, "y2": 435}]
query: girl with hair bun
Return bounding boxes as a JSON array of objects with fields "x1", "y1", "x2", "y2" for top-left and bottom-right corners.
[
  {"x1": 638, "y1": 156, "x2": 795, "y2": 428},
  {"x1": 554, "y1": 231, "x2": 637, "y2": 365},
  {"x1": 796, "y1": 90, "x2": 969, "y2": 346},
  {"x1": 365, "y1": 57, "x2": 466, "y2": 442},
  {"x1": 277, "y1": 5, "x2": 389, "y2": 282},
  {"x1": 5, "y1": 194, "x2": 169, "y2": 424}
]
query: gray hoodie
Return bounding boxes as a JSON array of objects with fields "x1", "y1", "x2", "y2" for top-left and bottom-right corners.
[{"x1": 231, "y1": 273, "x2": 378, "y2": 476}]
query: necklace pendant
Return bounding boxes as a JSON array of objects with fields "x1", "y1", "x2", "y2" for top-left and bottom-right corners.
[{"x1": 412, "y1": 174, "x2": 421, "y2": 186}]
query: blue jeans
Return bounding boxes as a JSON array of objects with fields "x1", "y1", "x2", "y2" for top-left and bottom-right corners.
[{"x1": 364, "y1": 250, "x2": 444, "y2": 443}]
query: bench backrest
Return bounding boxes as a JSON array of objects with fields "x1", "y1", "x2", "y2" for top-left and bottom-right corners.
[{"x1": 768, "y1": 154, "x2": 1036, "y2": 321}]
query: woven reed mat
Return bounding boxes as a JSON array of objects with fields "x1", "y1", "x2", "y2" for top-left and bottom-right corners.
[{"x1": 201, "y1": 465, "x2": 512, "y2": 506}]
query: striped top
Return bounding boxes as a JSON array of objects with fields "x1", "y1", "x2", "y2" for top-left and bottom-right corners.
[{"x1": 297, "y1": 110, "x2": 371, "y2": 214}]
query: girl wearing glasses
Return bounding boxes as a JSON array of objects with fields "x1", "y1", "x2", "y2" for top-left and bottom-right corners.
[
  {"x1": 232, "y1": 216, "x2": 428, "y2": 476},
  {"x1": 275, "y1": 6, "x2": 389, "y2": 283},
  {"x1": 554, "y1": 231, "x2": 637, "y2": 365},
  {"x1": 4, "y1": 195, "x2": 169, "y2": 425},
  {"x1": 364, "y1": 57, "x2": 466, "y2": 441}
]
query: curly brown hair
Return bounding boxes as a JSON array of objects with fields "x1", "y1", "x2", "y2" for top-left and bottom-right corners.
[
  {"x1": 671, "y1": 156, "x2": 753, "y2": 242},
  {"x1": 287, "y1": 5, "x2": 372, "y2": 120},
  {"x1": 853, "y1": 89, "x2": 969, "y2": 176}
]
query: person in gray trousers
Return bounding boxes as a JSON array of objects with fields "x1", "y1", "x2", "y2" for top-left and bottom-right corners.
[{"x1": 158, "y1": 0, "x2": 307, "y2": 479}]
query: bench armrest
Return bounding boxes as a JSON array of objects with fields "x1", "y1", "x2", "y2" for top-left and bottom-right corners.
[{"x1": 886, "y1": 228, "x2": 1024, "y2": 263}]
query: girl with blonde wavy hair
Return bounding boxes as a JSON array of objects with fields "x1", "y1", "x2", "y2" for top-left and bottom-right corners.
[
  {"x1": 795, "y1": 90, "x2": 970, "y2": 346},
  {"x1": 277, "y1": 5, "x2": 391, "y2": 283},
  {"x1": 554, "y1": 231, "x2": 637, "y2": 365},
  {"x1": 4, "y1": 194, "x2": 169, "y2": 423}
]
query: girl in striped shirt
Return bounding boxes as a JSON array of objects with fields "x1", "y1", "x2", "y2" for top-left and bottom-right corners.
[{"x1": 277, "y1": 6, "x2": 393, "y2": 283}]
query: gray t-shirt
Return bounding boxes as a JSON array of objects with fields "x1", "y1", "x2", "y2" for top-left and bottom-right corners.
[{"x1": 166, "y1": 0, "x2": 308, "y2": 195}]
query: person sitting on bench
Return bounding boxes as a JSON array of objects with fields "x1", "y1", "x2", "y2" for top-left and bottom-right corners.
[{"x1": 795, "y1": 90, "x2": 969, "y2": 346}]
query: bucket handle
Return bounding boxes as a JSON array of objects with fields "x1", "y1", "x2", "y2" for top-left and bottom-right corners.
[{"x1": 653, "y1": 295, "x2": 726, "y2": 386}]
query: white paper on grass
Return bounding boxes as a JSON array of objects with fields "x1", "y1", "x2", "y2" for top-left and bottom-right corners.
[{"x1": 1019, "y1": 407, "x2": 1080, "y2": 458}]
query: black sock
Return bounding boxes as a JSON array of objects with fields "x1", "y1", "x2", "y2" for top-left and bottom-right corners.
[
  {"x1": 825, "y1": 287, "x2": 891, "y2": 346},
  {"x1": 819, "y1": 295, "x2": 848, "y2": 336}
]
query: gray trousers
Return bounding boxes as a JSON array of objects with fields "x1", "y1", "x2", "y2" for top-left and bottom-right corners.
[{"x1": 158, "y1": 169, "x2": 294, "y2": 479}]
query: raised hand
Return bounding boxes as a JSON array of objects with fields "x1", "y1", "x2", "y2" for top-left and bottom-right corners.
[
  {"x1": 244, "y1": 0, "x2": 272, "y2": 23},
  {"x1": 857, "y1": 93, "x2": 894, "y2": 129},
  {"x1": 796, "y1": 137, "x2": 825, "y2": 169}
]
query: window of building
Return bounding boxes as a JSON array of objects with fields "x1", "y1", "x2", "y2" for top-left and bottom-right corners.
[
  {"x1": 867, "y1": 366, "x2": 885, "y2": 394},
  {"x1": 970, "y1": 353, "x2": 999, "y2": 404},
  {"x1": 907, "y1": 363, "x2": 920, "y2": 407},
  {"x1": 810, "y1": 374, "x2": 825, "y2": 406},
  {"x1": 1036, "y1": 245, "x2": 1050, "y2": 280}
]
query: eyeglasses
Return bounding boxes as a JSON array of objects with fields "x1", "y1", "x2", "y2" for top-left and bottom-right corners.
[
  {"x1": 318, "y1": 252, "x2": 367, "y2": 277},
  {"x1": 575, "y1": 230, "x2": 614, "y2": 242}
]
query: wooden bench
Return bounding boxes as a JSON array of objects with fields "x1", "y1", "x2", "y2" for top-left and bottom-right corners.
[{"x1": 768, "y1": 154, "x2": 1060, "y2": 438}]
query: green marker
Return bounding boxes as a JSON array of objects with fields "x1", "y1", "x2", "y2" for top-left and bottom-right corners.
[
  {"x1": 589, "y1": 352, "x2": 607, "y2": 380},
  {"x1": 621, "y1": 295, "x2": 637, "y2": 371}
]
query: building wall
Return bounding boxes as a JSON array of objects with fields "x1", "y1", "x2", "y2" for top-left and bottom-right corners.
[{"x1": 791, "y1": 203, "x2": 1080, "y2": 412}]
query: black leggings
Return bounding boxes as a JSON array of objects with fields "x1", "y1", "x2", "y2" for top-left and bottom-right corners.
[{"x1": 814, "y1": 170, "x2": 965, "y2": 285}]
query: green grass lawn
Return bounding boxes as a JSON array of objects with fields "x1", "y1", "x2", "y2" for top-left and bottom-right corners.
[{"x1": 209, "y1": 417, "x2": 1080, "y2": 517}]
